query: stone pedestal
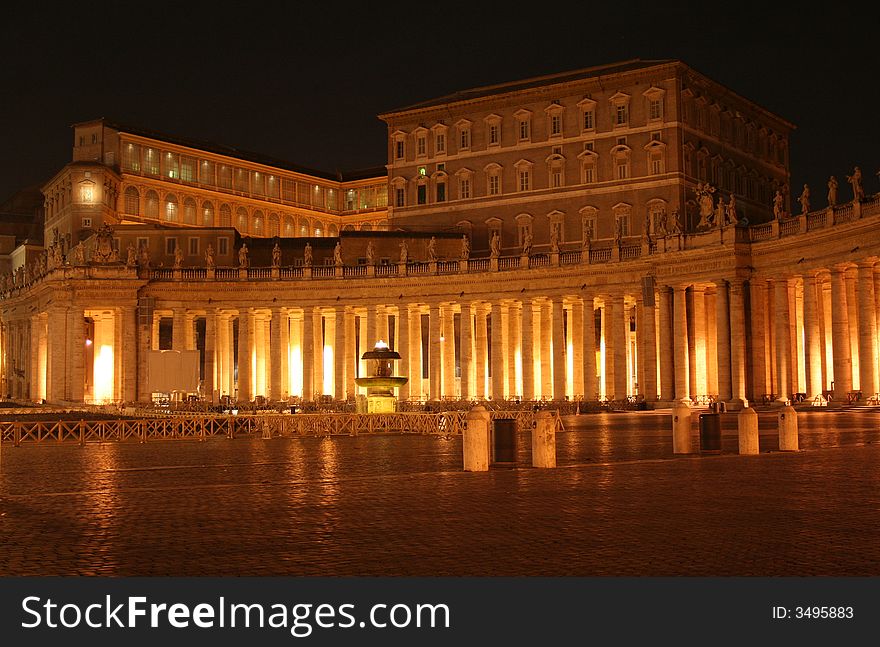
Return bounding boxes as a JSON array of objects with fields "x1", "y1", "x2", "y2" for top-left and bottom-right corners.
[
  {"x1": 737, "y1": 407, "x2": 759, "y2": 455},
  {"x1": 463, "y1": 405, "x2": 490, "y2": 472},
  {"x1": 672, "y1": 403, "x2": 693, "y2": 454},
  {"x1": 532, "y1": 410, "x2": 557, "y2": 468},
  {"x1": 778, "y1": 405, "x2": 799, "y2": 451}
]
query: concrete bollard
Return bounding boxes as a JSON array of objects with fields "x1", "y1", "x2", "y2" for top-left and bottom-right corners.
[
  {"x1": 672, "y1": 403, "x2": 693, "y2": 454},
  {"x1": 532, "y1": 410, "x2": 557, "y2": 468},
  {"x1": 463, "y1": 405, "x2": 490, "y2": 471},
  {"x1": 737, "y1": 407, "x2": 759, "y2": 455},
  {"x1": 778, "y1": 405, "x2": 799, "y2": 451}
]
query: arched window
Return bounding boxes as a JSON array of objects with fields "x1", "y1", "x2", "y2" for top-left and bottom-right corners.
[
  {"x1": 202, "y1": 201, "x2": 214, "y2": 226},
  {"x1": 283, "y1": 215, "x2": 294, "y2": 237},
  {"x1": 124, "y1": 186, "x2": 139, "y2": 215},
  {"x1": 252, "y1": 210, "x2": 264, "y2": 236},
  {"x1": 236, "y1": 207, "x2": 248, "y2": 233},
  {"x1": 219, "y1": 204, "x2": 232, "y2": 227},
  {"x1": 268, "y1": 213, "x2": 280, "y2": 237},
  {"x1": 328, "y1": 224, "x2": 338, "y2": 237},
  {"x1": 145, "y1": 190, "x2": 159, "y2": 219},
  {"x1": 299, "y1": 218, "x2": 310, "y2": 237},
  {"x1": 164, "y1": 194, "x2": 178, "y2": 222},
  {"x1": 313, "y1": 222, "x2": 323, "y2": 237},
  {"x1": 183, "y1": 198, "x2": 197, "y2": 224},
  {"x1": 360, "y1": 223, "x2": 372, "y2": 231}
]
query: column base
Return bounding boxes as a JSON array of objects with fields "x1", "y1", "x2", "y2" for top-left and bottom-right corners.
[
  {"x1": 673, "y1": 397, "x2": 693, "y2": 407},
  {"x1": 771, "y1": 397, "x2": 791, "y2": 407},
  {"x1": 724, "y1": 398, "x2": 748, "y2": 411}
]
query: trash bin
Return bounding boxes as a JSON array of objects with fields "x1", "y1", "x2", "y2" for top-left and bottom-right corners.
[
  {"x1": 491, "y1": 419, "x2": 517, "y2": 466},
  {"x1": 699, "y1": 413, "x2": 722, "y2": 454}
]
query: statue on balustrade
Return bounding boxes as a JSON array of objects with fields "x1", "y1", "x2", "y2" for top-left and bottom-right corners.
[
  {"x1": 51, "y1": 243, "x2": 64, "y2": 268},
  {"x1": 798, "y1": 184, "x2": 811, "y2": 214},
  {"x1": 303, "y1": 242, "x2": 313, "y2": 266},
  {"x1": 333, "y1": 241, "x2": 343, "y2": 266},
  {"x1": 549, "y1": 223, "x2": 560, "y2": 253},
  {"x1": 522, "y1": 229, "x2": 533, "y2": 256},
  {"x1": 72, "y1": 244, "x2": 85, "y2": 265},
  {"x1": 126, "y1": 242, "x2": 137, "y2": 267},
  {"x1": 138, "y1": 242, "x2": 150, "y2": 269},
  {"x1": 670, "y1": 208, "x2": 683, "y2": 234},
  {"x1": 827, "y1": 175, "x2": 838, "y2": 207},
  {"x1": 614, "y1": 219, "x2": 623, "y2": 247},
  {"x1": 460, "y1": 235, "x2": 470, "y2": 260},
  {"x1": 655, "y1": 211, "x2": 668, "y2": 236},
  {"x1": 427, "y1": 236, "x2": 437, "y2": 262},
  {"x1": 490, "y1": 231, "x2": 501, "y2": 258},
  {"x1": 272, "y1": 242, "x2": 282, "y2": 267},
  {"x1": 847, "y1": 166, "x2": 865, "y2": 202},
  {"x1": 399, "y1": 240, "x2": 408, "y2": 264},
  {"x1": 727, "y1": 194, "x2": 739, "y2": 225},
  {"x1": 366, "y1": 241, "x2": 375, "y2": 265},
  {"x1": 642, "y1": 214, "x2": 652, "y2": 243},
  {"x1": 173, "y1": 245, "x2": 184, "y2": 269},
  {"x1": 205, "y1": 244, "x2": 215, "y2": 268},
  {"x1": 714, "y1": 197, "x2": 726, "y2": 228},
  {"x1": 772, "y1": 190, "x2": 785, "y2": 220},
  {"x1": 238, "y1": 243, "x2": 249, "y2": 268},
  {"x1": 695, "y1": 182, "x2": 716, "y2": 229}
]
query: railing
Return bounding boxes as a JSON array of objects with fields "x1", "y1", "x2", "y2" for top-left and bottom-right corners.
[
  {"x1": 344, "y1": 265, "x2": 367, "y2": 277},
  {"x1": 620, "y1": 245, "x2": 641, "y2": 260},
  {"x1": 529, "y1": 254, "x2": 549, "y2": 268},
  {"x1": 834, "y1": 203, "x2": 856, "y2": 224},
  {"x1": 182, "y1": 268, "x2": 206, "y2": 280},
  {"x1": 248, "y1": 267, "x2": 272, "y2": 279},
  {"x1": 590, "y1": 249, "x2": 611, "y2": 263},
  {"x1": 312, "y1": 266, "x2": 335, "y2": 278},
  {"x1": 749, "y1": 223, "x2": 773, "y2": 241},
  {"x1": 498, "y1": 256, "x2": 520, "y2": 270},
  {"x1": 437, "y1": 260, "x2": 459, "y2": 274},
  {"x1": 780, "y1": 217, "x2": 800, "y2": 237},
  {"x1": 807, "y1": 211, "x2": 827, "y2": 231},
  {"x1": 408, "y1": 262, "x2": 430, "y2": 274},
  {"x1": 215, "y1": 267, "x2": 238, "y2": 279},
  {"x1": 280, "y1": 266, "x2": 303, "y2": 278},
  {"x1": 560, "y1": 251, "x2": 580, "y2": 265},
  {"x1": 376, "y1": 264, "x2": 398, "y2": 276},
  {"x1": 467, "y1": 258, "x2": 489, "y2": 272},
  {"x1": 151, "y1": 269, "x2": 173, "y2": 279}
]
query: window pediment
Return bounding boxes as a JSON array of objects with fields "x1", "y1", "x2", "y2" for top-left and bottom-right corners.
[
  {"x1": 484, "y1": 113, "x2": 502, "y2": 123},
  {"x1": 612, "y1": 202, "x2": 632, "y2": 213},
  {"x1": 485, "y1": 216, "x2": 502, "y2": 227},
  {"x1": 577, "y1": 149, "x2": 598, "y2": 161},
  {"x1": 546, "y1": 210, "x2": 565, "y2": 223},
  {"x1": 513, "y1": 158, "x2": 534, "y2": 169},
  {"x1": 515, "y1": 213, "x2": 534, "y2": 224},
  {"x1": 455, "y1": 167, "x2": 474, "y2": 177},
  {"x1": 431, "y1": 122, "x2": 448, "y2": 133},
  {"x1": 544, "y1": 102, "x2": 564, "y2": 114},
  {"x1": 644, "y1": 141, "x2": 667, "y2": 152},
  {"x1": 610, "y1": 144, "x2": 631, "y2": 155},
  {"x1": 577, "y1": 97, "x2": 597, "y2": 109},
  {"x1": 642, "y1": 86, "x2": 667, "y2": 99},
  {"x1": 609, "y1": 91, "x2": 631, "y2": 105},
  {"x1": 455, "y1": 118, "x2": 472, "y2": 129},
  {"x1": 484, "y1": 162, "x2": 502, "y2": 172},
  {"x1": 544, "y1": 153, "x2": 566, "y2": 163},
  {"x1": 513, "y1": 108, "x2": 532, "y2": 119}
]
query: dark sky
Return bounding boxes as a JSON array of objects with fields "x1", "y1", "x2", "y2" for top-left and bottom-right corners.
[{"x1": 1, "y1": 3, "x2": 877, "y2": 205}]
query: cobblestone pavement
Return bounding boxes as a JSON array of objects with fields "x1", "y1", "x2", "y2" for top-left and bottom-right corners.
[{"x1": 1, "y1": 409, "x2": 879, "y2": 576}]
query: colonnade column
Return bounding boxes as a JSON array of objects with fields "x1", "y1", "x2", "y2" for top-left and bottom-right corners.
[
  {"x1": 830, "y1": 267, "x2": 852, "y2": 400},
  {"x1": 856, "y1": 261, "x2": 878, "y2": 397},
  {"x1": 204, "y1": 309, "x2": 216, "y2": 402},
  {"x1": 540, "y1": 301, "x2": 552, "y2": 397},
  {"x1": 237, "y1": 309, "x2": 252, "y2": 401},
  {"x1": 172, "y1": 307, "x2": 186, "y2": 351},
  {"x1": 46, "y1": 308, "x2": 66, "y2": 402},
  {"x1": 611, "y1": 294, "x2": 627, "y2": 401},
  {"x1": 845, "y1": 269, "x2": 860, "y2": 389},
  {"x1": 728, "y1": 280, "x2": 748, "y2": 406},
  {"x1": 334, "y1": 306, "x2": 345, "y2": 401},
  {"x1": 120, "y1": 306, "x2": 137, "y2": 403},
  {"x1": 411, "y1": 308, "x2": 423, "y2": 399},
  {"x1": 640, "y1": 293, "x2": 657, "y2": 401},
  {"x1": 774, "y1": 279, "x2": 791, "y2": 402},
  {"x1": 474, "y1": 305, "x2": 487, "y2": 399},
  {"x1": 690, "y1": 287, "x2": 707, "y2": 399},
  {"x1": 301, "y1": 308, "x2": 314, "y2": 401},
  {"x1": 397, "y1": 306, "x2": 410, "y2": 400},
  {"x1": 582, "y1": 296, "x2": 597, "y2": 401},
  {"x1": 521, "y1": 300, "x2": 534, "y2": 400},
  {"x1": 313, "y1": 311, "x2": 324, "y2": 397},
  {"x1": 442, "y1": 305, "x2": 456, "y2": 398},
  {"x1": 673, "y1": 286, "x2": 690, "y2": 404},
  {"x1": 488, "y1": 302, "x2": 503, "y2": 400},
  {"x1": 657, "y1": 287, "x2": 673, "y2": 402},
  {"x1": 429, "y1": 303, "x2": 441, "y2": 400},
  {"x1": 506, "y1": 304, "x2": 517, "y2": 399},
  {"x1": 344, "y1": 310, "x2": 356, "y2": 399},
  {"x1": 571, "y1": 300, "x2": 584, "y2": 398},
  {"x1": 460, "y1": 303, "x2": 472, "y2": 399},
  {"x1": 715, "y1": 280, "x2": 732, "y2": 402},
  {"x1": 802, "y1": 273, "x2": 823, "y2": 399},
  {"x1": 551, "y1": 297, "x2": 565, "y2": 400}
]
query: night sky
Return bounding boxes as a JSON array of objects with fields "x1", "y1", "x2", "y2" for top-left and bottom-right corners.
[{"x1": 1, "y1": 3, "x2": 877, "y2": 206}]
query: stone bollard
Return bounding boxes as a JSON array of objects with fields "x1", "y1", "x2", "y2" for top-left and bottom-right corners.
[
  {"x1": 672, "y1": 403, "x2": 693, "y2": 454},
  {"x1": 778, "y1": 405, "x2": 799, "y2": 451},
  {"x1": 737, "y1": 407, "x2": 759, "y2": 455},
  {"x1": 532, "y1": 410, "x2": 557, "y2": 468},
  {"x1": 463, "y1": 405, "x2": 490, "y2": 471}
]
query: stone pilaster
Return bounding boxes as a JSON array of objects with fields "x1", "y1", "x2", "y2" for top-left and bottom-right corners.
[
  {"x1": 673, "y1": 286, "x2": 690, "y2": 404},
  {"x1": 715, "y1": 281, "x2": 732, "y2": 401},
  {"x1": 856, "y1": 261, "x2": 878, "y2": 397},
  {"x1": 460, "y1": 303, "x2": 473, "y2": 399},
  {"x1": 521, "y1": 300, "x2": 534, "y2": 400},
  {"x1": 583, "y1": 295, "x2": 597, "y2": 401},
  {"x1": 429, "y1": 303, "x2": 441, "y2": 400},
  {"x1": 551, "y1": 297, "x2": 566, "y2": 400},
  {"x1": 802, "y1": 273, "x2": 823, "y2": 399},
  {"x1": 830, "y1": 267, "x2": 853, "y2": 399},
  {"x1": 490, "y1": 301, "x2": 505, "y2": 400}
]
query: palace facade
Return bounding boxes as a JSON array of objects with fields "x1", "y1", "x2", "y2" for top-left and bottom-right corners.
[{"x1": 1, "y1": 59, "x2": 878, "y2": 408}]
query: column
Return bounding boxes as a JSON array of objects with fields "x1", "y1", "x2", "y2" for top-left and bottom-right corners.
[
  {"x1": 802, "y1": 273, "x2": 823, "y2": 399},
  {"x1": 46, "y1": 309, "x2": 66, "y2": 401},
  {"x1": 691, "y1": 287, "x2": 707, "y2": 399},
  {"x1": 640, "y1": 293, "x2": 657, "y2": 401},
  {"x1": 571, "y1": 300, "x2": 584, "y2": 398},
  {"x1": 845, "y1": 268, "x2": 860, "y2": 389},
  {"x1": 505, "y1": 304, "x2": 517, "y2": 399},
  {"x1": 301, "y1": 308, "x2": 314, "y2": 401},
  {"x1": 749, "y1": 280, "x2": 769, "y2": 401},
  {"x1": 728, "y1": 280, "x2": 748, "y2": 406},
  {"x1": 582, "y1": 295, "x2": 597, "y2": 401},
  {"x1": 397, "y1": 305, "x2": 410, "y2": 400},
  {"x1": 266, "y1": 309, "x2": 281, "y2": 400},
  {"x1": 602, "y1": 298, "x2": 614, "y2": 400},
  {"x1": 673, "y1": 286, "x2": 690, "y2": 403},
  {"x1": 715, "y1": 280, "x2": 732, "y2": 401},
  {"x1": 366, "y1": 305, "x2": 378, "y2": 349},
  {"x1": 204, "y1": 309, "x2": 216, "y2": 402},
  {"x1": 442, "y1": 305, "x2": 456, "y2": 398},
  {"x1": 313, "y1": 310, "x2": 324, "y2": 397},
  {"x1": 120, "y1": 306, "x2": 137, "y2": 403},
  {"x1": 411, "y1": 309, "x2": 423, "y2": 399},
  {"x1": 334, "y1": 306, "x2": 346, "y2": 400},
  {"x1": 172, "y1": 307, "x2": 186, "y2": 351},
  {"x1": 774, "y1": 278, "x2": 791, "y2": 402},
  {"x1": 429, "y1": 303, "x2": 441, "y2": 400},
  {"x1": 378, "y1": 307, "x2": 390, "y2": 345},
  {"x1": 254, "y1": 312, "x2": 267, "y2": 396},
  {"x1": 830, "y1": 267, "x2": 852, "y2": 399},
  {"x1": 611, "y1": 294, "x2": 627, "y2": 401},
  {"x1": 521, "y1": 300, "x2": 534, "y2": 400},
  {"x1": 551, "y1": 298, "x2": 565, "y2": 399},
  {"x1": 857, "y1": 261, "x2": 877, "y2": 397},
  {"x1": 540, "y1": 301, "x2": 552, "y2": 397},
  {"x1": 706, "y1": 289, "x2": 718, "y2": 396},
  {"x1": 489, "y1": 302, "x2": 504, "y2": 400},
  {"x1": 474, "y1": 305, "x2": 487, "y2": 399},
  {"x1": 344, "y1": 310, "x2": 356, "y2": 399},
  {"x1": 237, "y1": 309, "x2": 251, "y2": 401},
  {"x1": 657, "y1": 287, "x2": 674, "y2": 402},
  {"x1": 66, "y1": 309, "x2": 85, "y2": 402},
  {"x1": 460, "y1": 303, "x2": 472, "y2": 399}
]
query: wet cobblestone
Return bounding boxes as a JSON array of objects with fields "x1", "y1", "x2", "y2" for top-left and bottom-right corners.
[{"x1": 1, "y1": 409, "x2": 878, "y2": 576}]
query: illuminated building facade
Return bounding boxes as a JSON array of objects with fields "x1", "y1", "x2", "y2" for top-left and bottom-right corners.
[{"x1": 2, "y1": 59, "x2": 879, "y2": 408}]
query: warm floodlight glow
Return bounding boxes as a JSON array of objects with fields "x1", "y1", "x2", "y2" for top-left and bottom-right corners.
[
  {"x1": 289, "y1": 346, "x2": 303, "y2": 398},
  {"x1": 93, "y1": 345, "x2": 114, "y2": 403},
  {"x1": 323, "y1": 344, "x2": 334, "y2": 395}
]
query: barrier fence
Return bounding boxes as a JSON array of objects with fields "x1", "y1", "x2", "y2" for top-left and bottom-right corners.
[{"x1": 0, "y1": 410, "x2": 560, "y2": 445}]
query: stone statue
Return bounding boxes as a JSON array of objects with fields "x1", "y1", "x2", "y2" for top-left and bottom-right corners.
[
  {"x1": 695, "y1": 182, "x2": 716, "y2": 229},
  {"x1": 656, "y1": 210, "x2": 668, "y2": 236},
  {"x1": 549, "y1": 223, "x2": 560, "y2": 253},
  {"x1": 460, "y1": 235, "x2": 470, "y2": 260},
  {"x1": 522, "y1": 230, "x2": 533, "y2": 256},
  {"x1": 366, "y1": 241, "x2": 375, "y2": 265},
  {"x1": 847, "y1": 166, "x2": 865, "y2": 202},
  {"x1": 772, "y1": 190, "x2": 785, "y2": 220},
  {"x1": 91, "y1": 224, "x2": 118, "y2": 263},
  {"x1": 126, "y1": 242, "x2": 137, "y2": 267},
  {"x1": 272, "y1": 242, "x2": 281, "y2": 267},
  {"x1": 138, "y1": 241, "x2": 150, "y2": 269},
  {"x1": 52, "y1": 243, "x2": 64, "y2": 268},
  {"x1": 333, "y1": 241, "x2": 342, "y2": 266},
  {"x1": 715, "y1": 197, "x2": 726, "y2": 228},
  {"x1": 238, "y1": 243, "x2": 249, "y2": 268},
  {"x1": 399, "y1": 240, "x2": 408, "y2": 264},
  {"x1": 827, "y1": 176, "x2": 838, "y2": 207},
  {"x1": 205, "y1": 244, "x2": 215, "y2": 268},
  {"x1": 427, "y1": 236, "x2": 437, "y2": 262},
  {"x1": 489, "y1": 231, "x2": 500, "y2": 258},
  {"x1": 303, "y1": 242, "x2": 313, "y2": 266},
  {"x1": 173, "y1": 245, "x2": 184, "y2": 269},
  {"x1": 727, "y1": 195, "x2": 739, "y2": 225},
  {"x1": 798, "y1": 184, "x2": 811, "y2": 214},
  {"x1": 73, "y1": 244, "x2": 85, "y2": 265},
  {"x1": 614, "y1": 219, "x2": 623, "y2": 247},
  {"x1": 670, "y1": 208, "x2": 683, "y2": 234},
  {"x1": 643, "y1": 213, "x2": 652, "y2": 241}
]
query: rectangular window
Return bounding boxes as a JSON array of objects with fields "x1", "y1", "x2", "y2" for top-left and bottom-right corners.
[
  {"x1": 165, "y1": 237, "x2": 177, "y2": 255},
  {"x1": 164, "y1": 152, "x2": 179, "y2": 179},
  {"x1": 489, "y1": 175, "x2": 500, "y2": 195},
  {"x1": 144, "y1": 148, "x2": 160, "y2": 175},
  {"x1": 218, "y1": 165, "x2": 232, "y2": 189},
  {"x1": 651, "y1": 132, "x2": 661, "y2": 142},
  {"x1": 649, "y1": 99, "x2": 662, "y2": 120},
  {"x1": 188, "y1": 237, "x2": 199, "y2": 256},
  {"x1": 616, "y1": 105, "x2": 628, "y2": 126},
  {"x1": 584, "y1": 165, "x2": 595, "y2": 184},
  {"x1": 551, "y1": 114, "x2": 562, "y2": 136},
  {"x1": 180, "y1": 157, "x2": 195, "y2": 183},
  {"x1": 551, "y1": 170, "x2": 562, "y2": 188},
  {"x1": 436, "y1": 183, "x2": 446, "y2": 202},
  {"x1": 417, "y1": 136, "x2": 426, "y2": 156},
  {"x1": 518, "y1": 120, "x2": 529, "y2": 140},
  {"x1": 417, "y1": 184, "x2": 427, "y2": 204},
  {"x1": 552, "y1": 146, "x2": 563, "y2": 156},
  {"x1": 489, "y1": 124, "x2": 499, "y2": 145},
  {"x1": 122, "y1": 143, "x2": 141, "y2": 172},
  {"x1": 616, "y1": 216, "x2": 630, "y2": 237},
  {"x1": 82, "y1": 217, "x2": 92, "y2": 228},
  {"x1": 584, "y1": 141, "x2": 594, "y2": 152},
  {"x1": 234, "y1": 168, "x2": 248, "y2": 192},
  {"x1": 200, "y1": 160, "x2": 215, "y2": 185},
  {"x1": 395, "y1": 187, "x2": 405, "y2": 207},
  {"x1": 436, "y1": 133, "x2": 445, "y2": 153},
  {"x1": 218, "y1": 237, "x2": 229, "y2": 256},
  {"x1": 459, "y1": 179, "x2": 470, "y2": 199},
  {"x1": 616, "y1": 161, "x2": 629, "y2": 179},
  {"x1": 651, "y1": 154, "x2": 662, "y2": 175},
  {"x1": 395, "y1": 140, "x2": 405, "y2": 159},
  {"x1": 617, "y1": 137, "x2": 627, "y2": 146},
  {"x1": 583, "y1": 110, "x2": 594, "y2": 130},
  {"x1": 459, "y1": 128, "x2": 470, "y2": 150},
  {"x1": 252, "y1": 172, "x2": 265, "y2": 195},
  {"x1": 518, "y1": 170, "x2": 530, "y2": 192}
]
